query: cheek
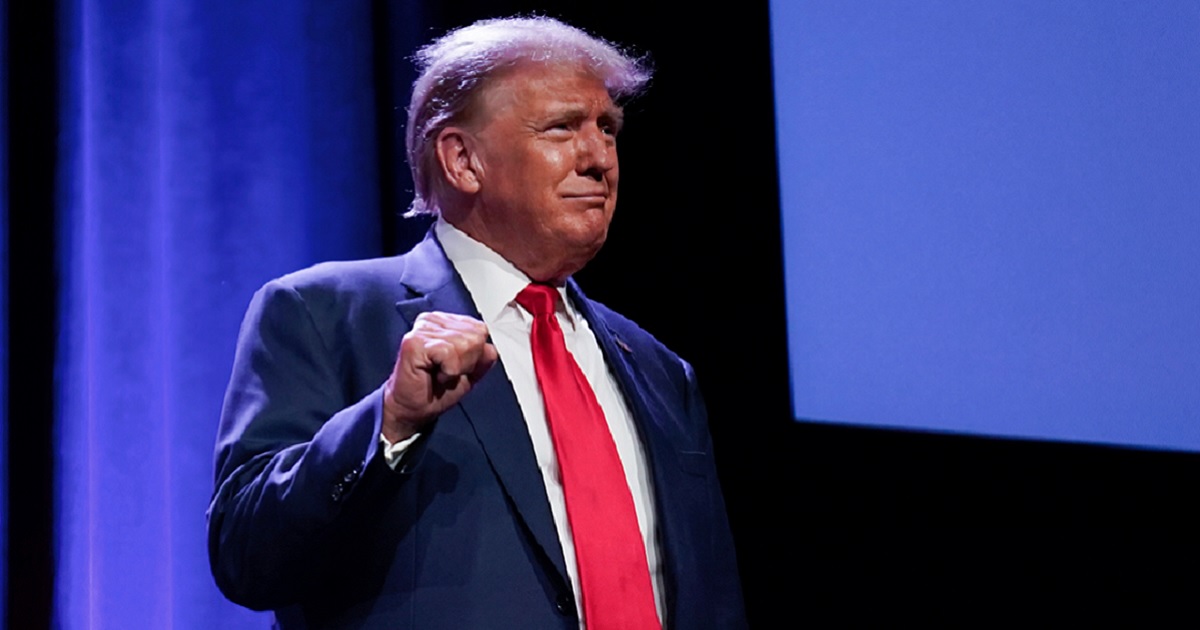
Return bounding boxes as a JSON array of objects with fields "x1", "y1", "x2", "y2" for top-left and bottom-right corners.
[
  {"x1": 537, "y1": 141, "x2": 576, "y2": 171},
  {"x1": 543, "y1": 152, "x2": 573, "y2": 181}
]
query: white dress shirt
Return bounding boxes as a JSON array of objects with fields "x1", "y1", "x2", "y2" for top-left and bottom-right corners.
[{"x1": 384, "y1": 219, "x2": 663, "y2": 625}]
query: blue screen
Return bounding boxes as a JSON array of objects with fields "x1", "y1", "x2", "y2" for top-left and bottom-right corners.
[{"x1": 771, "y1": 1, "x2": 1200, "y2": 450}]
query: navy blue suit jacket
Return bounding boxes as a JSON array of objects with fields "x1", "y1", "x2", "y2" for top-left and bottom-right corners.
[{"x1": 208, "y1": 234, "x2": 746, "y2": 629}]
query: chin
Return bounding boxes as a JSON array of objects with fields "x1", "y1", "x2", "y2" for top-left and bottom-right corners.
[
  {"x1": 571, "y1": 230, "x2": 608, "y2": 257},
  {"x1": 541, "y1": 237, "x2": 606, "y2": 283}
]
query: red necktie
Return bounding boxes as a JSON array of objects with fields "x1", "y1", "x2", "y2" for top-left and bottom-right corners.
[{"x1": 515, "y1": 283, "x2": 660, "y2": 630}]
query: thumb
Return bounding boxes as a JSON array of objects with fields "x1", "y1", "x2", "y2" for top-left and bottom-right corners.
[{"x1": 469, "y1": 342, "x2": 500, "y2": 384}]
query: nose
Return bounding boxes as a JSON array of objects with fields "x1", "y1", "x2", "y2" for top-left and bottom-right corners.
[{"x1": 576, "y1": 125, "x2": 617, "y2": 179}]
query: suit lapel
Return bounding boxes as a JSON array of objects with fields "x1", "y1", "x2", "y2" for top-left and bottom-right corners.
[
  {"x1": 393, "y1": 234, "x2": 571, "y2": 590},
  {"x1": 566, "y1": 281, "x2": 679, "y2": 468}
]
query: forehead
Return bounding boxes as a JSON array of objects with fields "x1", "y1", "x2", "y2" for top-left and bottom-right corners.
[{"x1": 471, "y1": 62, "x2": 619, "y2": 121}]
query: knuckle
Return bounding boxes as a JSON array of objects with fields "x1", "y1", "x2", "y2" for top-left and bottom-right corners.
[{"x1": 399, "y1": 331, "x2": 421, "y2": 352}]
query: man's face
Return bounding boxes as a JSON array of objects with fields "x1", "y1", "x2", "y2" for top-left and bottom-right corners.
[{"x1": 455, "y1": 63, "x2": 623, "y2": 283}]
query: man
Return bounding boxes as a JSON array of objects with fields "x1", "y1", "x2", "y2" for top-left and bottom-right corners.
[{"x1": 209, "y1": 17, "x2": 746, "y2": 629}]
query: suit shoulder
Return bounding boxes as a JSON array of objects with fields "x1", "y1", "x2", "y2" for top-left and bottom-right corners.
[
  {"x1": 266, "y1": 256, "x2": 408, "y2": 297},
  {"x1": 584, "y1": 299, "x2": 692, "y2": 372},
  {"x1": 584, "y1": 300, "x2": 654, "y2": 342},
  {"x1": 243, "y1": 256, "x2": 415, "y2": 337}
]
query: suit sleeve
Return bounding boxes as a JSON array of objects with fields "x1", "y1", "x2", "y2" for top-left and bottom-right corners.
[
  {"x1": 206, "y1": 279, "x2": 397, "y2": 610},
  {"x1": 681, "y1": 360, "x2": 749, "y2": 630}
]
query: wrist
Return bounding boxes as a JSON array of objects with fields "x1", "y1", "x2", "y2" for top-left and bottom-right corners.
[{"x1": 382, "y1": 378, "x2": 430, "y2": 442}]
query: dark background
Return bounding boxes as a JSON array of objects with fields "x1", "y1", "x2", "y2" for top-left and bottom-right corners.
[{"x1": 8, "y1": 1, "x2": 1200, "y2": 626}]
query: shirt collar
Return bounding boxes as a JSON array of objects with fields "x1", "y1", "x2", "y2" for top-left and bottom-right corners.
[{"x1": 435, "y1": 218, "x2": 578, "y2": 328}]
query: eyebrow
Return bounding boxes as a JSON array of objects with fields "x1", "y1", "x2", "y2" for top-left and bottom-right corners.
[
  {"x1": 603, "y1": 106, "x2": 626, "y2": 132},
  {"x1": 539, "y1": 102, "x2": 625, "y2": 130}
]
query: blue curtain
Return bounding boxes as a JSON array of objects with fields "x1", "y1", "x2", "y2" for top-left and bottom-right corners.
[
  {"x1": 1, "y1": 0, "x2": 8, "y2": 622},
  {"x1": 54, "y1": 1, "x2": 400, "y2": 626}
]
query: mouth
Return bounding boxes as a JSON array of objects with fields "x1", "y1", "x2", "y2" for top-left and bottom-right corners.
[{"x1": 562, "y1": 193, "x2": 609, "y2": 204}]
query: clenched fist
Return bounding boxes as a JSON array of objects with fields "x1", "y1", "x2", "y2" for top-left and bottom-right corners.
[{"x1": 382, "y1": 312, "x2": 499, "y2": 442}]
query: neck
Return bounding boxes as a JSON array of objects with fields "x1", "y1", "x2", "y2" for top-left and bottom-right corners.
[{"x1": 440, "y1": 212, "x2": 585, "y2": 285}]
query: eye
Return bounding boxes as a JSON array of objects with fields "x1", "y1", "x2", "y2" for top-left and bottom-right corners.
[
  {"x1": 598, "y1": 114, "x2": 622, "y2": 139},
  {"x1": 544, "y1": 121, "x2": 574, "y2": 138}
]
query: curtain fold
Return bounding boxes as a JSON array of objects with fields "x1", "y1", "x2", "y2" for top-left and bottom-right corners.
[
  {"x1": 1, "y1": 1, "x2": 8, "y2": 622},
  {"x1": 55, "y1": 1, "x2": 385, "y2": 626}
]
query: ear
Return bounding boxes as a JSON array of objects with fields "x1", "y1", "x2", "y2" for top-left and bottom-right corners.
[{"x1": 434, "y1": 126, "x2": 482, "y2": 195}]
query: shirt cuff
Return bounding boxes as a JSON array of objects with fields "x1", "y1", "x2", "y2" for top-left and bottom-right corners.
[{"x1": 380, "y1": 431, "x2": 423, "y2": 469}]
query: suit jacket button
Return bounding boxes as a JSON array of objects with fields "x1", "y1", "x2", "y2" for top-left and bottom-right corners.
[
  {"x1": 331, "y1": 483, "x2": 344, "y2": 502},
  {"x1": 556, "y1": 592, "x2": 575, "y2": 615}
]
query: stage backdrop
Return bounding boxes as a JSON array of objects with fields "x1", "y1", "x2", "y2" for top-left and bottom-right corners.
[
  {"x1": 772, "y1": 0, "x2": 1200, "y2": 451},
  {"x1": 1, "y1": 1, "x2": 8, "y2": 622},
  {"x1": 54, "y1": 1, "x2": 397, "y2": 626}
]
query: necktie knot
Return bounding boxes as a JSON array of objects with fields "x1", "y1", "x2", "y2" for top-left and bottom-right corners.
[{"x1": 515, "y1": 283, "x2": 559, "y2": 319}]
